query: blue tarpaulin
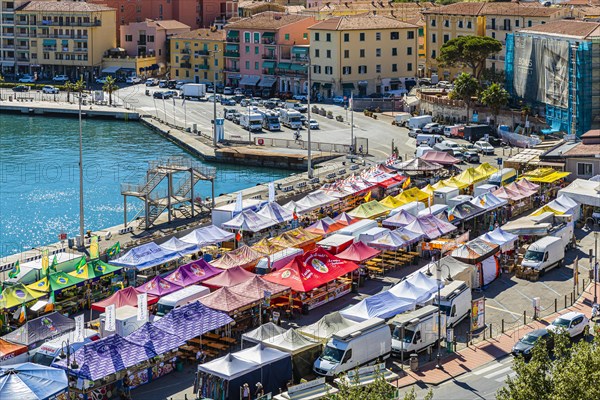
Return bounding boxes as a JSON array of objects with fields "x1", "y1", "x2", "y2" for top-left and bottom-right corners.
[
  {"x1": 340, "y1": 291, "x2": 415, "y2": 322},
  {"x1": 154, "y1": 301, "x2": 233, "y2": 342},
  {"x1": 0, "y1": 362, "x2": 68, "y2": 400},
  {"x1": 110, "y1": 242, "x2": 180, "y2": 270},
  {"x1": 52, "y1": 334, "x2": 156, "y2": 381},
  {"x1": 125, "y1": 322, "x2": 185, "y2": 355}
]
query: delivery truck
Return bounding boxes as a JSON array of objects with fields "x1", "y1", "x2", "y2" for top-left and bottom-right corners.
[
  {"x1": 181, "y1": 83, "x2": 206, "y2": 100},
  {"x1": 390, "y1": 305, "x2": 446, "y2": 356},
  {"x1": 313, "y1": 318, "x2": 391, "y2": 377},
  {"x1": 521, "y1": 236, "x2": 565, "y2": 274}
]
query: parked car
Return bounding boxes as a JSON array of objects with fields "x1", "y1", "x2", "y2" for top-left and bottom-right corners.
[
  {"x1": 42, "y1": 85, "x2": 59, "y2": 94},
  {"x1": 12, "y1": 85, "x2": 30, "y2": 92},
  {"x1": 547, "y1": 312, "x2": 589, "y2": 338},
  {"x1": 305, "y1": 119, "x2": 319, "y2": 129},
  {"x1": 293, "y1": 94, "x2": 307, "y2": 102},
  {"x1": 332, "y1": 95, "x2": 345, "y2": 104},
  {"x1": 158, "y1": 80, "x2": 168, "y2": 88},
  {"x1": 223, "y1": 86, "x2": 233, "y2": 95},
  {"x1": 240, "y1": 98, "x2": 251, "y2": 107},
  {"x1": 221, "y1": 98, "x2": 236, "y2": 106},
  {"x1": 166, "y1": 80, "x2": 177, "y2": 89},
  {"x1": 95, "y1": 77, "x2": 108, "y2": 84},
  {"x1": 463, "y1": 150, "x2": 480, "y2": 163},
  {"x1": 408, "y1": 128, "x2": 423, "y2": 138},
  {"x1": 474, "y1": 140, "x2": 495, "y2": 155},
  {"x1": 234, "y1": 88, "x2": 243, "y2": 95},
  {"x1": 175, "y1": 81, "x2": 186, "y2": 90},
  {"x1": 125, "y1": 76, "x2": 141, "y2": 84},
  {"x1": 145, "y1": 78, "x2": 158, "y2": 86},
  {"x1": 18, "y1": 75, "x2": 35, "y2": 83},
  {"x1": 207, "y1": 94, "x2": 222, "y2": 102},
  {"x1": 53, "y1": 75, "x2": 69, "y2": 83},
  {"x1": 153, "y1": 91, "x2": 170, "y2": 99},
  {"x1": 164, "y1": 90, "x2": 177, "y2": 98},
  {"x1": 232, "y1": 112, "x2": 242, "y2": 125},
  {"x1": 512, "y1": 328, "x2": 554, "y2": 360},
  {"x1": 422, "y1": 123, "x2": 443, "y2": 134}
]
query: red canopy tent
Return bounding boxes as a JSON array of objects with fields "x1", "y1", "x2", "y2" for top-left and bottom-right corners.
[
  {"x1": 199, "y1": 287, "x2": 261, "y2": 314},
  {"x1": 202, "y1": 265, "x2": 257, "y2": 289},
  {"x1": 377, "y1": 175, "x2": 406, "y2": 190},
  {"x1": 263, "y1": 247, "x2": 360, "y2": 292},
  {"x1": 336, "y1": 241, "x2": 381, "y2": 263},
  {"x1": 420, "y1": 151, "x2": 460, "y2": 165},
  {"x1": 0, "y1": 338, "x2": 28, "y2": 363},
  {"x1": 305, "y1": 217, "x2": 345, "y2": 236},
  {"x1": 91, "y1": 286, "x2": 158, "y2": 312}
]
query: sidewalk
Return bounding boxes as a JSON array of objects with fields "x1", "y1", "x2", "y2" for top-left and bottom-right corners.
[{"x1": 393, "y1": 282, "x2": 598, "y2": 388}]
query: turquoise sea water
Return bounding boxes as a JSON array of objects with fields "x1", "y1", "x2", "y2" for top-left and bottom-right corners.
[{"x1": 0, "y1": 114, "x2": 289, "y2": 258}]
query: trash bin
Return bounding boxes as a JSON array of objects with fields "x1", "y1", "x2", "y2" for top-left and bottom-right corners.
[
  {"x1": 175, "y1": 360, "x2": 184, "y2": 371},
  {"x1": 351, "y1": 281, "x2": 359, "y2": 293},
  {"x1": 409, "y1": 353, "x2": 419, "y2": 372},
  {"x1": 358, "y1": 274, "x2": 365, "y2": 287}
]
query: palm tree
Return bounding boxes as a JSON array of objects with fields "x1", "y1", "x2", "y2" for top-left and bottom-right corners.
[
  {"x1": 102, "y1": 76, "x2": 119, "y2": 105},
  {"x1": 449, "y1": 72, "x2": 479, "y2": 123},
  {"x1": 480, "y1": 83, "x2": 509, "y2": 127}
]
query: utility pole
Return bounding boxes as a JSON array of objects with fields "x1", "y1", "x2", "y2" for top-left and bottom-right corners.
[
  {"x1": 350, "y1": 92, "x2": 354, "y2": 153},
  {"x1": 212, "y1": 50, "x2": 220, "y2": 147},
  {"x1": 307, "y1": 54, "x2": 313, "y2": 179},
  {"x1": 77, "y1": 81, "x2": 84, "y2": 249}
]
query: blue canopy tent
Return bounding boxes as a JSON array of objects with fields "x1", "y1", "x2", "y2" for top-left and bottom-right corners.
[
  {"x1": 153, "y1": 301, "x2": 233, "y2": 342},
  {"x1": 125, "y1": 322, "x2": 186, "y2": 355},
  {"x1": 340, "y1": 291, "x2": 415, "y2": 322},
  {"x1": 0, "y1": 362, "x2": 68, "y2": 400},
  {"x1": 158, "y1": 236, "x2": 198, "y2": 256},
  {"x1": 110, "y1": 242, "x2": 180, "y2": 270},
  {"x1": 52, "y1": 334, "x2": 156, "y2": 381}
]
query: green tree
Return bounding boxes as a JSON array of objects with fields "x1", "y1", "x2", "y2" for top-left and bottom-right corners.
[
  {"x1": 449, "y1": 72, "x2": 479, "y2": 122},
  {"x1": 480, "y1": 83, "x2": 509, "y2": 127},
  {"x1": 437, "y1": 36, "x2": 503, "y2": 81},
  {"x1": 102, "y1": 75, "x2": 119, "y2": 105},
  {"x1": 497, "y1": 331, "x2": 600, "y2": 400}
]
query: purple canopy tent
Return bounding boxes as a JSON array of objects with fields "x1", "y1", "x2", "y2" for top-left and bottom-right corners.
[
  {"x1": 136, "y1": 275, "x2": 183, "y2": 297},
  {"x1": 163, "y1": 259, "x2": 223, "y2": 287},
  {"x1": 125, "y1": 322, "x2": 185, "y2": 355},
  {"x1": 153, "y1": 301, "x2": 233, "y2": 342},
  {"x1": 404, "y1": 214, "x2": 457, "y2": 240},
  {"x1": 52, "y1": 334, "x2": 156, "y2": 381}
]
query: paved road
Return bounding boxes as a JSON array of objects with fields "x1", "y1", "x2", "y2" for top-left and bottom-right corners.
[{"x1": 399, "y1": 356, "x2": 515, "y2": 400}]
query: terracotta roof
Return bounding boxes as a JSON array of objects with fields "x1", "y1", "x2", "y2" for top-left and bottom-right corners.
[
  {"x1": 308, "y1": 1, "x2": 434, "y2": 12},
  {"x1": 581, "y1": 129, "x2": 600, "y2": 138},
  {"x1": 224, "y1": 11, "x2": 313, "y2": 30},
  {"x1": 518, "y1": 19, "x2": 600, "y2": 38},
  {"x1": 18, "y1": 1, "x2": 114, "y2": 12},
  {"x1": 563, "y1": 142, "x2": 600, "y2": 157},
  {"x1": 155, "y1": 20, "x2": 191, "y2": 30},
  {"x1": 309, "y1": 15, "x2": 418, "y2": 31},
  {"x1": 172, "y1": 28, "x2": 226, "y2": 41},
  {"x1": 422, "y1": 2, "x2": 485, "y2": 16},
  {"x1": 423, "y1": 2, "x2": 561, "y2": 17}
]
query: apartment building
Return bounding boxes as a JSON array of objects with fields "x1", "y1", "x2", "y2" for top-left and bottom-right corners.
[
  {"x1": 308, "y1": 15, "x2": 419, "y2": 99},
  {"x1": 223, "y1": 12, "x2": 315, "y2": 96},
  {"x1": 170, "y1": 28, "x2": 225, "y2": 84},
  {"x1": 11, "y1": 1, "x2": 116, "y2": 79},
  {"x1": 423, "y1": 2, "x2": 568, "y2": 79}
]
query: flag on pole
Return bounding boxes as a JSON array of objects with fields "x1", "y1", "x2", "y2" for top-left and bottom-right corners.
[
  {"x1": 44, "y1": 291, "x2": 55, "y2": 313},
  {"x1": 8, "y1": 261, "x2": 20, "y2": 279},
  {"x1": 41, "y1": 249, "x2": 49, "y2": 278},
  {"x1": 293, "y1": 207, "x2": 298, "y2": 220},
  {"x1": 75, "y1": 257, "x2": 87, "y2": 275},
  {"x1": 268, "y1": 182, "x2": 275, "y2": 203},
  {"x1": 363, "y1": 191, "x2": 372, "y2": 202},
  {"x1": 106, "y1": 242, "x2": 121, "y2": 258},
  {"x1": 90, "y1": 236, "x2": 99, "y2": 259},
  {"x1": 235, "y1": 230, "x2": 242, "y2": 242},
  {"x1": 18, "y1": 304, "x2": 26, "y2": 324},
  {"x1": 234, "y1": 192, "x2": 243, "y2": 213},
  {"x1": 49, "y1": 255, "x2": 58, "y2": 273},
  {"x1": 402, "y1": 177, "x2": 411, "y2": 189}
]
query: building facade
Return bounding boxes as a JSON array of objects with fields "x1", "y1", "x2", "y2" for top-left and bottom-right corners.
[
  {"x1": 562, "y1": 130, "x2": 600, "y2": 180},
  {"x1": 308, "y1": 15, "x2": 419, "y2": 99},
  {"x1": 223, "y1": 12, "x2": 315, "y2": 95},
  {"x1": 12, "y1": 1, "x2": 116, "y2": 79},
  {"x1": 170, "y1": 28, "x2": 225, "y2": 84},
  {"x1": 120, "y1": 19, "x2": 190, "y2": 66}
]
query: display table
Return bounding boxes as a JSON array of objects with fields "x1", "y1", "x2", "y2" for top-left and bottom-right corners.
[{"x1": 299, "y1": 279, "x2": 352, "y2": 311}]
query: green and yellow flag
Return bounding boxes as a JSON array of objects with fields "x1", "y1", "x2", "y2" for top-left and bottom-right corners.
[
  {"x1": 8, "y1": 261, "x2": 20, "y2": 279},
  {"x1": 49, "y1": 255, "x2": 58, "y2": 273},
  {"x1": 75, "y1": 257, "x2": 87, "y2": 275},
  {"x1": 41, "y1": 249, "x2": 49, "y2": 277},
  {"x1": 106, "y1": 242, "x2": 121, "y2": 258},
  {"x1": 90, "y1": 236, "x2": 99, "y2": 260}
]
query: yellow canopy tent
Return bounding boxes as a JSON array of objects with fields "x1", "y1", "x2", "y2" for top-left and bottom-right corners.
[
  {"x1": 422, "y1": 184, "x2": 435, "y2": 197},
  {"x1": 251, "y1": 238, "x2": 286, "y2": 255},
  {"x1": 379, "y1": 195, "x2": 403, "y2": 209},
  {"x1": 457, "y1": 168, "x2": 487, "y2": 185},
  {"x1": 395, "y1": 187, "x2": 430, "y2": 205},
  {"x1": 475, "y1": 163, "x2": 499, "y2": 179},
  {"x1": 431, "y1": 180, "x2": 450, "y2": 191},
  {"x1": 348, "y1": 200, "x2": 391, "y2": 219},
  {"x1": 522, "y1": 168, "x2": 570, "y2": 183},
  {"x1": 443, "y1": 176, "x2": 470, "y2": 190},
  {"x1": 530, "y1": 205, "x2": 565, "y2": 216}
]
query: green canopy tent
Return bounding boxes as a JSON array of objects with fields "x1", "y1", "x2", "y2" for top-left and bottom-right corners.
[
  {"x1": 347, "y1": 200, "x2": 391, "y2": 219},
  {"x1": 67, "y1": 259, "x2": 122, "y2": 281},
  {"x1": 26, "y1": 272, "x2": 86, "y2": 294}
]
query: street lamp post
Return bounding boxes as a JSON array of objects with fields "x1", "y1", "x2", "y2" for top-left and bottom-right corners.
[
  {"x1": 306, "y1": 55, "x2": 313, "y2": 179},
  {"x1": 77, "y1": 81, "x2": 84, "y2": 249},
  {"x1": 426, "y1": 258, "x2": 453, "y2": 369},
  {"x1": 60, "y1": 339, "x2": 79, "y2": 391},
  {"x1": 211, "y1": 50, "x2": 221, "y2": 147}
]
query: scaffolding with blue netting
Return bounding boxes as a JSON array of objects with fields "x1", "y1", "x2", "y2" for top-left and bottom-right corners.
[{"x1": 505, "y1": 34, "x2": 514, "y2": 97}]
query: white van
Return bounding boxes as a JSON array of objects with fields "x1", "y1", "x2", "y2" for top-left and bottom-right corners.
[
  {"x1": 408, "y1": 115, "x2": 433, "y2": 130},
  {"x1": 313, "y1": 318, "x2": 391, "y2": 377},
  {"x1": 433, "y1": 281, "x2": 471, "y2": 328},
  {"x1": 488, "y1": 168, "x2": 517, "y2": 187},
  {"x1": 415, "y1": 145, "x2": 434, "y2": 158},
  {"x1": 31, "y1": 329, "x2": 100, "y2": 366},
  {"x1": 521, "y1": 236, "x2": 565, "y2": 274},
  {"x1": 156, "y1": 285, "x2": 211, "y2": 316},
  {"x1": 390, "y1": 305, "x2": 446, "y2": 355},
  {"x1": 416, "y1": 134, "x2": 444, "y2": 147},
  {"x1": 393, "y1": 112, "x2": 411, "y2": 127},
  {"x1": 337, "y1": 219, "x2": 378, "y2": 240},
  {"x1": 443, "y1": 125, "x2": 462, "y2": 138}
]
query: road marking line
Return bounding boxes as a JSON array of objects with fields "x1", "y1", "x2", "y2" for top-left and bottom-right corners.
[
  {"x1": 484, "y1": 366, "x2": 513, "y2": 380},
  {"x1": 538, "y1": 281, "x2": 561, "y2": 296},
  {"x1": 486, "y1": 304, "x2": 522, "y2": 317},
  {"x1": 496, "y1": 372, "x2": 517, "y2": 383},
  {"x1": 473, "y1": 362, "x2": 503, "y2": 376}
]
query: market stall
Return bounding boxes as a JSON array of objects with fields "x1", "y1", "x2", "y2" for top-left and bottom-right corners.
[
  {"x1": 260, "y1": 328, "x2": 321, "y2": 382},
  {"x1": 91, "y1": 287, "x2": 159, "y2": 313},
  {"x1": 235, "y1": 344, "x2": 293, "y2": 397},
  {"x1": 297, "y1": 312, "x2": 357, "y2": 344},
  {"x1": 493, "y1": 185, "x2": 534, "y2": 216},
  {"x1": 348, "y1": 200, "x2": 391, "y2": 219},
  {"x1": 382, "y1": 209, "x2": 417, "y2": 228},
  {"x1": 419, "y1": 256, "x2": 478, "y2": 289},
  {"x1": 0, "y1": 283, "x2": 46, "y2": 312},
  {"x1": 404, "y1": 214, "x2": 457, "y2": 240},
  {"x1": 451, "y1": 239, "x2": 500, "y2": 287},
  {"x1": 180, "y1": 225, "x2": 235, "y2": 248},
  {"x1": 136, "y1": 275, "x2": 183, "y2": 297},
  {"x1": 110, "y1": 242, "x2": 181, "y2": 272},
  {"x1": 241, "y1": 322, "x2": 286, "y2": 348},
  {"x1": 229, "y1": 276, "x2": 290, "y2": 301},
  {"x1": 315, "y1": 234, "x2": 355, "y2": 255},
  {"x1": 305, "y1": 217, "x2": 345, "y2": 236},
  {"x1": 2, "y1": 312, "x2": 74, "y2": 350},
  {"x1": 393, "y1": 157, "x2": 444, "y2": 173},
  {"x1": 202, "y1": 265, "x2": 257, "y2": 289},
  {"x1": 199, "y1": 287, "x2": 261, "y2": 319},
  {"x1": 153, "y1": 301, "x2": 233, "y2": 342},
  {"x1": 254, "y1": 248, "x2": 304, "y2": 275},
  {"x1": 257, "y1": 202, "x2": 294, "y2": 223},
  {"x1": 395, "y1": 187, "x2": 431, "y2": 205},
  {"x1": 403, "y1": 271, "x2": 440, "y2": 297},
  {"x1": 379, "y1": 195, "x2": 404, "y2": 209},
  {"x1": 368, "y1": 228, "x2": 425, "y2": 251},
  {"x1": 270, "y1": 228, "x2": 321, "y2": 252},
  {"x1": 470, "y1": 192, "x2": 508, "y2": 211},
  {"x1": 336, "y1": 242, "x2": 381, "y2": 263},
  {"x1": 263, "y1": 248, "x2": 359, "y2": 312},
  {"x1": 475, "y1": 163, "x2": 499, "y2": 179},
  {"x1": 0, "y1": 338, "x2": 28, "y2": 366},
  {"x1": 196, "y1": 353, "x2": 262, "y2": 400},
  {"x1": 479, "y1": 228, "x2": 518, "y2": 252},
  {"x1": 420, "y1": 151, "x2": 460, "y2": 165},
  {"x1": 340, "y1": 291, "x2": 415, "y2": 322},
  {"x1": 126, "y1": 322, "x2": 185, "y2": 356},
  {"x1": 252, "y1": 238, "x2": 286, "y2": 256},
  {"x1": 388, "y1": 278, "x2": 435, "y2": 304},
  {"x1": 158, "y1": 236, "x2": 199, "y2": 256},
  {"x1": 333, "y1": 212, "x2": 358, "y2": 226},
  {"x1": 558, "y1": 178, "x2": 600, "y2": 209},
  {"x1": 210, "y1": 245, "x2": 264, "y2": 271},
  {"x1": 445, "y1": 202, "x2": 486, "y2": 226},
  {"x1": 222, "y1": 210, "x2": 278, "y2": 232},
  {"x1": 3, "y1": 253, "x2": 80, "y2": 285},
  {"x1": 0, "y1": 363, "x2": 68, "y2": 400},
  {"x1": 163, "y1": 259, "x2": 223, "y2": 287}
]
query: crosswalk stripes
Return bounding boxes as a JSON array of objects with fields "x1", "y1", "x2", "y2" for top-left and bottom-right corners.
[{"x1": 472, "y1": 361, "x2": 516, "y2": 383}]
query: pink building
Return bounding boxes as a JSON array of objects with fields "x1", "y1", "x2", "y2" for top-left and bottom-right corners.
[
  {"x1": 120, "y1": 19, "x2": 190, "y2": 65},
  {"x1": 224, "y1": 12, "x2": 315, "y2": 96}
]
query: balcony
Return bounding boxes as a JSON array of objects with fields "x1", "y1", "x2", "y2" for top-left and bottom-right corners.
[
  {"x1": 224, "y1": 51, "x2": 239, "y2": 58},
  {"x1": 16, "y1": 57, "x2": 29, "y2": 62},
  {"x1": 180, "y1": 62, "x2": 192, "y2": 68},
  {"x1": 195, "y1": 49, "x2": 209, "y2": 56},
  {"x1": 43, "y1": 46, "x2": 57, "y2": 51},
  {"x1": 180, "y1": 48, "x2": 190, "y2": 54},
  {"x1": 290, "y1": 55, "x2": 308, "y2": 63},
  {"x1": 38, "y1": 20, "x2": 101, "y2": 27},
  {"x1": 261, "y1": 38, "x2": 275, "y2": 45},
  {"x1": 74, "y1": 48, "x2": 88, "y2": 52},
  {"x1": 224, "y1": 66, "x2": 240, "y2": 73},
  {"x1": 226, "y1": 36, "x2": 240, "y2": 43},
  {"x1": 16, "y1": 45, "x2": 29, "y2": 50},
  {"x1": 197, "y1": 64, "x2": 209, "y2": 70},
  {"x1": 262, "y1": 53, "x2": 276, "y2": 60},
  {"x1": 16, "y1": 20, "x2": 29, "y2": 26}
]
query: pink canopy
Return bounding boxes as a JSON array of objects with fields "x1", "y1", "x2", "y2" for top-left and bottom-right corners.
[
  {"x1": 136, "y1": 275, "x2": 183, "y2": 297},
  {"x1": 333, "y1": 212, "x2": 358, "y2": 226},
  {"x1": 382, "y1": 209, "x2": 417, "y2": 228},
  {"x1": 202, "y1": 265, "x2": 257, "y2": 289},
  {"x1": 91, "y1": 287, "x2": 159, "y2": 312},
  {"x1": 336, "y1": 241, "x2": 381, "y2": 263},
  {"x1": 493, "y1": 185, "x2": 532, "y2": 201},
  {"x1": 164, "y1": 260, "x2": 222, "y2": 287},
  {"x1": 404, "y1": 214, "x2": 457, "y2": 240},
  {"x1": 199, "y1": 287, "x2": 261, "y2": 314},
  {"x1": 229, "y1": 275, "x2": 290, "y2": 299},
  {"x1": 420, "y1": 151, "x2": 460, "y2": 165},
  {"x1": 515, "y1": 178, "x2": 540, "y2": 192},
  {"x1": 505, "y1": 182, "x2": 537, "y2": 197}
]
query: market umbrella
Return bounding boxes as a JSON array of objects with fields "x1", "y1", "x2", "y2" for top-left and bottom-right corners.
[{"x1": 0, "y1": 362, "x2": 68, "y2": 400}]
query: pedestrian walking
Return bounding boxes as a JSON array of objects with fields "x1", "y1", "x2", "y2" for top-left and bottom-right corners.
[
  {"x1": 255, "y1": 382, "x2": 265, "y2": 399},
  {"x1": 242, "y1": 383, "x2": 251, "y2": 400}
]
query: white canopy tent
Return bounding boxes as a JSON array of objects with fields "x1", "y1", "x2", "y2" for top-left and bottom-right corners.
[
  {"x1": 557, "y1": 179, "x2": 600, "y2": 208},
  {"x1": 222, "y1": 210, "x2": 277, "y2": 232},
  {"x1": 297, "y1": 312, "x2": 357, "y2": 343},
  {"x1": 257, "y1": 202, "x2": 294, "y2": 223}
]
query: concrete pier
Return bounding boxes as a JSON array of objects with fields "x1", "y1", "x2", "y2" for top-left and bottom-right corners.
[{"x1": 0, "y1": 100, "x2": 140, "y2": 120}]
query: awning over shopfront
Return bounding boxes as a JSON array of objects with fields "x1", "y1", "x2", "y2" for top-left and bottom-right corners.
[
  {"x1": 262, "y1": 61, "x2": 276, "y2": 69},
  {"x1": 101, "y1": 66, "x2": 121, "y2": 74},
  {"x1": 290, "y1": 64, "x2": 307, "y2": 72},
  {"x1": 239, "y1": 75, "x2": 260, "y2": 86},
  {"x1": 258, "y1": 75, "x2": 277, "y2": 87}
]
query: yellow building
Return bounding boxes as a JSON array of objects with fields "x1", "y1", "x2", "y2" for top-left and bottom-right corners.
[
  {"x1": 170, "y1": 28, "x2": 225, "y2": 84},
  {"x1": 423, "y1": 2, "x2": 568, "y2": 79},
  {"x1": 15, "y1": 1, "x2": 116, "y2": 80},
  {"x1": 308, "y1": 15, "x2": 419, "y2": 98}
]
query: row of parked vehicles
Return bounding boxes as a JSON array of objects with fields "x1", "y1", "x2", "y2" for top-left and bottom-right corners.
[{"x1": 224, "y1": 104, "x2": 319, "y2": 133}]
